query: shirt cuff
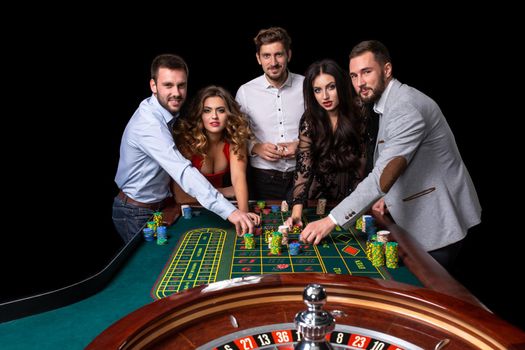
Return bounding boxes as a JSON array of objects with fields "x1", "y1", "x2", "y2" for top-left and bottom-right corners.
[
  {"x1": 216, "y1": 200, "x2": 237, "y2": 220},
  {"x1": 328, "y1": 213, "x2": 338, "y2": 225}
]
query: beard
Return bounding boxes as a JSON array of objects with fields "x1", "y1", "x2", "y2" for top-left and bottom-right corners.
[
  {"x1": 159, "y1": 95, "x2": 184, "y2": 115},
  {"x1": 360, "y1": 72, "x2": 387, "y2": 105},
  {"x1": 265, "y1": 65, "x2": 288, "y2": 84}
]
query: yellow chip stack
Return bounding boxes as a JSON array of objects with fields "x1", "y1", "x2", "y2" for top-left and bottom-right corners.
[
  {"x1": 264, "y1": 229, "x2": 272, "y2": 243},
  {"x1": 153, "y1": 211, "x2": 163, "y2": 228},
  {"x1": 355, "y1": 216, "x2": 363, "y2": 231},
  {"x1": 244, "y1": 233, "x2": 255, "y2": 249},
  {"x1": 371, "y1": 241, "x2": 385, "y2": 267},
  {"x1": 385, "y1": 242, "x2": 398, "y2": 268},
  {"x1": 270, "y1": 231, "x2": 282, "y2": 254},
  {"x1": 365, "y1": 240, "x2": 373, "y2": 260}
]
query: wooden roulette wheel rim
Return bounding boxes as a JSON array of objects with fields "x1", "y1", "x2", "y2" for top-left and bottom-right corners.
[{"x1": 86, "y1": 273, "x2": 525, "y2": 350}]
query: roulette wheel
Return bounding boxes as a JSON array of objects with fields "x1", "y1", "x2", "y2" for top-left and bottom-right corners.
[{"x1": 86, "y1": 273, "x2": 525, "y2": 350}]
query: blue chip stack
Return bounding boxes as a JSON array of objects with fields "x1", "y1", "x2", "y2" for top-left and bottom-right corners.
[
  {"x1": 143, "y1": 228, "x2": 154, "y2": 242},
  {"x1": 362, "y1": 215, "x2": 377, "y2": 240},
  {"x1": 156, "y1": 226, "x2": 168, "y2": 245}
]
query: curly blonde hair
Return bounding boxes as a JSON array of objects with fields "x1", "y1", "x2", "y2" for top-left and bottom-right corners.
[{"x1": 174, "y1": 85, "x2": 253, "y2": 163}]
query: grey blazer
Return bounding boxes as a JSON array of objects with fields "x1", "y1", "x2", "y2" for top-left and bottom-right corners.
[{"x1": 331, "y1": 79, "x2": 481, "y2": 251}]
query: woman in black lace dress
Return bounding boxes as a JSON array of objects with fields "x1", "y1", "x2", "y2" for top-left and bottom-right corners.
[{"x1": 286, "y1": 59, "x2": 365, "y2": 227}]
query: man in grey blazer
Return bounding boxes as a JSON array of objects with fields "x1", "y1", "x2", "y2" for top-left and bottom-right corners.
[{"x1": 300, "y1": 40, "x2": 481, "y2": 269}]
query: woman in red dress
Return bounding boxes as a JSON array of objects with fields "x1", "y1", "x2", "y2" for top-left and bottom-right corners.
[{"x1": 174, "y1": 86, "x2": 259, "y2": 222}]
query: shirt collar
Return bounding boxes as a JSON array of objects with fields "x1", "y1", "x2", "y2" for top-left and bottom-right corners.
[
  {"x1": 262, "y1": 70, "x2": 294, "y2": 89},
  {"x1": 373, "y1": 78, "x2": 395, "y2": 115},
  {"x1": 150, "y1": 94, "x2": 179, "y2": 124}
]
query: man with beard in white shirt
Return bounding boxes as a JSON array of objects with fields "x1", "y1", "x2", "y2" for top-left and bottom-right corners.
[{"x1": 236, "y1": 27, "x2": 304, "y2": 200}]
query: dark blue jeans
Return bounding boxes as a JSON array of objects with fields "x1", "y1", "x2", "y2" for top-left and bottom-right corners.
[{"x1": 112, "y1": 197, "x2": 154, "y2": 243}]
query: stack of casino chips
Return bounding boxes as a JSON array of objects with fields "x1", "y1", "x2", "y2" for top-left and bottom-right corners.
[
  {"x1": 365, "y1": 240, "x2": 373, "y2": 260},
  {"x1": 244, "y1": 233, "x2": 255, "y2": 249},
  {"x1": 362, "y1": 215, "x2": 377, "y2": 239},
  {"x1": 147, "y1": 221, "x2": 157, "y2": 236},
  {"x1": 371, "y1": 241, "x2": 385, "y2": 267},
  {"x1": 278, "y1": 225, "x2": 289, "y2": 245},
  {"x1": 143, "y1": 228, "x2": 154, "y2": 241},
  {"x1": 264, "y1": 229, "x2": 272, "y2": 243},
  {"x1": 377, "y1": 230, "x2": 390, "y2": 244},
  {"x1": 270, "y1": 231, "x2": 282, "y2": 254},
  {"x1": 153, "y1": 211, "x2": 163, "y2": 228},
  {"x1": 156, "y1": 226, "x2": 168, "y2": 245},
  {"x1": 385, "y1": 242, "x2": 398, "y2": 268},
  {"x1": 355, "y1": 216, "x2": 363, "y2": 231},
  {"x1": 289, "y1": 242, "x2": 301, "y2": 255},
  {"x1": 365, "y1": 234, "x2": 377, "y2": 260},
  {"x1": 316, "y1": 198, "x2": 326, "y2": 215}
]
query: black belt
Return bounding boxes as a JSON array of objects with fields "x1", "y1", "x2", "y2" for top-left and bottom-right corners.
[{"x1": 252, "y1": 168, "x2": 294, "y2": 180}]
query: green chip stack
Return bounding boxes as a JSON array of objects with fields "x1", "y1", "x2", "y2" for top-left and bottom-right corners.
[
  {"x1": 355, "y1": 216, "x2": 363, "y2": 231},
  {"x1": 270, "y1": 246, "x2": 280, "y2": 255},
  {"x1": 270, "y1": 231, "x2": 282, "y2": 254},
  {"x1": 244, "y1": 233, "x2": 255, "y2": 249},
  {"x1": 385, "y1": 242, "x2": 399, "y2": 268},
  {"x1": 147, "y1": 221, "x2": 157, "y2": 236},
  {"x1": 156, "y1": 226, "x2": 167, "y2": 245},
  {"x1": 371, "y1": 241, "x2": 385, "y2": 267}
]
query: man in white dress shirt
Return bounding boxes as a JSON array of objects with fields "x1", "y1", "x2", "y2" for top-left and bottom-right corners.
[
  {"x1": 236, "y1": 27, "x2": 304, "y2": 200},
  {"x1": 113, "y1": 54, "x2": 255, "y2": 243}
]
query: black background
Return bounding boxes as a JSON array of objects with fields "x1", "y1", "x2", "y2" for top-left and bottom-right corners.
[{"x1": 3, "y1": 9, "x2": 522, "y2": 329}]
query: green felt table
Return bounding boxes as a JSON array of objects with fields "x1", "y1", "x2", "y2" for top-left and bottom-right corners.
[
  {"x1": 152, "y1": 208, "x2": 420, "y2": 300},
  {"x1": 0, "y1": 205, "x2": 480, "y2": 350}
]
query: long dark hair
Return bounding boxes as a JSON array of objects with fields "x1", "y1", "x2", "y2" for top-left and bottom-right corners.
[{"x1": 302, "y1": 59, "x2": 363, "y2": 174}]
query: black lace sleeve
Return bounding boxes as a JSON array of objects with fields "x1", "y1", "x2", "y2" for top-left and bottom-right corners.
[{"x1": 291, "y1": 118, "x2": 314, "y2": 206}]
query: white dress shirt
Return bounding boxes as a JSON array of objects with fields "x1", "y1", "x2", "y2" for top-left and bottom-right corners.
[{"x1": 236, "y1": 72, "x2": 304, "y2": 172}]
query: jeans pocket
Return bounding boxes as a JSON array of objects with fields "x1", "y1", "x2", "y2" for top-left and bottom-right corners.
[
  {"x1": 112, "y1": 202, "x2": 153, "y2": 243},
  {"x1": 112, "y1": 216, "x2": 129, "y2": 242}
]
